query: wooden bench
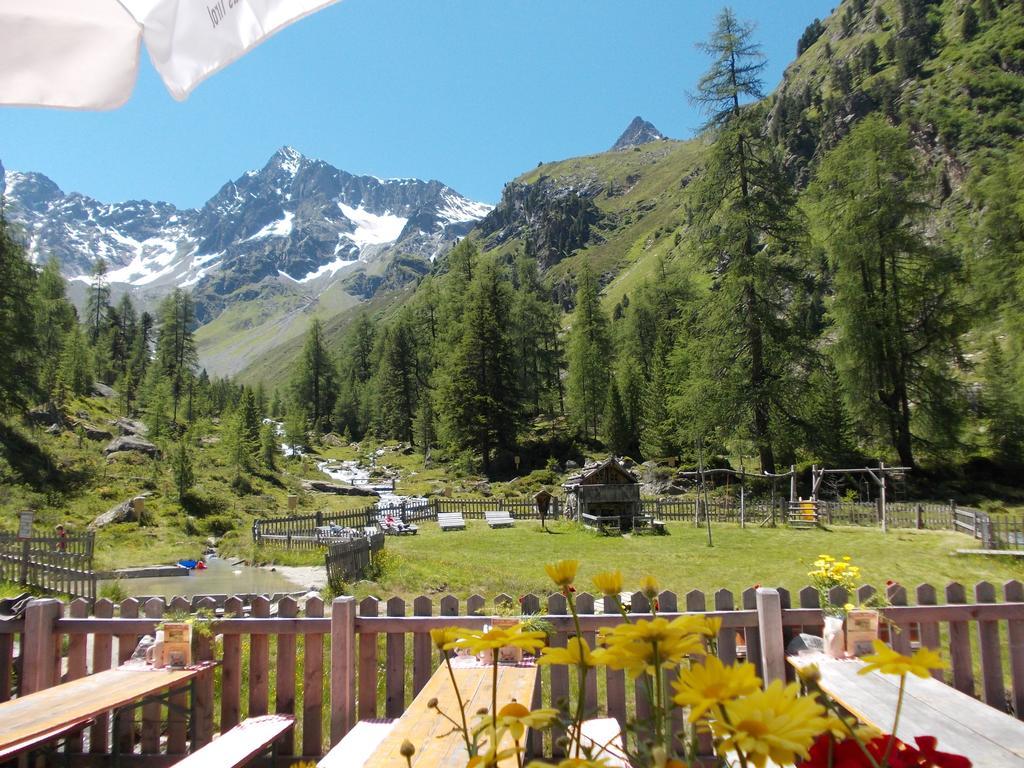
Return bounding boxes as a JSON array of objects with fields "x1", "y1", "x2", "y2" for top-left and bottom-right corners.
[
  {"x1": 438, "y1": 512, "x2": 466, "y2": 532},
  {"x1": 789, "y1": 653, "x2": 1024, "y2": 766},
  {"x1": 170, "y1": 714, "x2": 294, "y2": 768},
  {"x1": 581, "y1": 513, "x2": 619, "y2": 535},
  {"x1": 318, "y1": 718, "x2": 396, "y2": 767},
  {"x1": 580, "y1": 717, "x2": 629, "y2": 767},
  {"x1": 484, "y1": 510, "x2": 515, "y2": 528}
]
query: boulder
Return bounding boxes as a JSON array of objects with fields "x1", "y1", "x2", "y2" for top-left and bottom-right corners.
[
  {"x1": 319, "y1": 432, "x2": 345, "y2": 447},
  {"x1": 301, "y1": 480, "x2": 379, "y2": 497},
  {"x1": 27, "y1": 402, "x2": 63, "y2": 427},
  {"x1": 79, "y1": 423, "x2": 113, "y2": 441},
  {"x1": 89, "y1": 495, "x2": 148, "y2": 530},
  {"x1": 103, "y1": 436, "x2": 161, "y2": 458},
  {"x1": 45, "y1": 423, "x2": 63, "y2": 435},
  {"x1": 110, "y1": 417, "x2": 147, "y2": 436},
  {"x1": 565, "y1": 459, "x2": 580, "y2": 470},
  {"x1": 91, "y1": 382, "x2": 117, "y2": 398}
]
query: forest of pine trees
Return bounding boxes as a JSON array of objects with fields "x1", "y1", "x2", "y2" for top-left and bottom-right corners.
[{"x1": 2, "y1": 5, "x2": 1023, "y2": 485}]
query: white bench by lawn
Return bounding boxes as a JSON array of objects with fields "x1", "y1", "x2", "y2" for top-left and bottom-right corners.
[
  {"x1": 438, "y1": 512, "x2": 466, "y2": 532},
  {"x1": 171, "y1": 714, "x2": 294, "y2": 768},
  {"x1": 484, "y1": 510, "x2": 515, "y2": 528},
  {"x1": 318, "y1": 718, "x2": 396, "y2": 767}
]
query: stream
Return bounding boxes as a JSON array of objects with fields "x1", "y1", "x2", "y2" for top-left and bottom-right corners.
[{"x1": 97, "y1": 555, "x2": 304, "y2": 599}]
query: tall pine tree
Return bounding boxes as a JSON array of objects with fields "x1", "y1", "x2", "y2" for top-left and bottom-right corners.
[{"x1": 566, "y1": 263, "x2": 612, "y2": 441}]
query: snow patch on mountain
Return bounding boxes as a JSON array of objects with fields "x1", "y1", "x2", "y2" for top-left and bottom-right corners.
[
  {"x1": 438, "y1": 192, "x2": 493, "y2": 224},
  {"x1": 246, "y1": 210, "x2": 295, "y2": 241},
  {"x1": 338, "y1": 203, "x2": 407, "y2": 249}
]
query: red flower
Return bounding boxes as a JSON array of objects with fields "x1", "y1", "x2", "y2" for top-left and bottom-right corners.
[
  {"x1": 753, "y1": 583, "x2": 761, "y2": 589},
  {"x1": 886, "y1": 579, "x2": 895, "y2": 587},
  {"x1": 653, "y1": 598, "x2": 660, "y2": 611},
  {"x1": 800, "y1": 733, "x2": 971, "y2": 768},
  {"x1": 518, "y1": 596, "x2": 524, "y2": 604},
  {"x1": 910, "y1": 736, "x2": 972, "y2": 768}
]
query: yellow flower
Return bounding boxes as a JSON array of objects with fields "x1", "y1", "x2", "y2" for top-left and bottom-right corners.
[
  {"x1": 525, "y1": 760, "x2": 616, "y2": 768},
  {"x1": 859, "y1": 639, "x2": 946, "y2": 678},
  {"x1": 592, "y1": 570, "x2": 623, "y2": 597},
  {"x1": 639, "y1": 574, "x2": 659, "y2": 599},
  {"x1": 448, "y1": 623, "x2": 547, "y2": 655},
  {"x1": 486, "y1": 701, "x2": 558, "y2": 742},
  {"x1": 712, "y1": 680, "x2": 830, "y2": 768},
  {"x1": 672, "y1": 657, "x2": 761, "y2": 721},
  {"x1": 537, "y1": 636, "x2": 595, "y2": 668},
  {"x1": 843, "y1": 603, "x2": 855, "y2": 613},
  {"x1": 545, "y1": 559, "x2": 579, "y2": 588},
  {"x1": 651, "y1": 746, "x2": 689, "y2": 768},
  {"x1": 594, "y1": 617, "x2": 706, "y2": 677},
  {"x1": 430, "y1": 626, "x2": 465, "y2": 651}
]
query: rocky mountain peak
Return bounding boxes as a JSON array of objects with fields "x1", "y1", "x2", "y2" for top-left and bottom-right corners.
[{"x1": 611, "y1": 116, "x2": 666, "y2": 151}]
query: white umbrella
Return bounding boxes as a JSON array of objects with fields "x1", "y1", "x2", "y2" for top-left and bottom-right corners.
[{"x1": 0, "y1": 0, "x2": 340, "y2": 110}]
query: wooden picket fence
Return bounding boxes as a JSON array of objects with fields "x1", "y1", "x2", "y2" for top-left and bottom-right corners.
[
  {"x1": 3, "y1": 579, "x2": 1024, "y2": 763},
  {"x1": 0, "y1": 532, "x2": 97, "y2": 601},
  {"x1": 325, "y1": 533, "x2": 385, "y2": 584}
]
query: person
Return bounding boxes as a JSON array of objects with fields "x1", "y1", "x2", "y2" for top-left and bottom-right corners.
[{"x1": 55, "y1": 524, "x2": 68, "y2": 553}]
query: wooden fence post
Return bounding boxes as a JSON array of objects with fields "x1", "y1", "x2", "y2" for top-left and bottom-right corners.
[
  {"x1": 21, "y1": 598, "x2": 61, "y2": 694},
  {"x1": 755, "y1": 588, "x2": 785, "y2": 687},
  {"x1": 330, "y1": 595, "x2": 357, "y2": 746}
]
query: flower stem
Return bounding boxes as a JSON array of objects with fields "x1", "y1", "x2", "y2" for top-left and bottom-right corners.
[
  {"x1": 881, "y1": 675, "x2": 907, "y2": 766},
  {"x1": 566, "y1": 590, "x2": 586, "y2": 758},
  {"x1": 444, "y1": 652, "x2": 472, "y2": 754}
]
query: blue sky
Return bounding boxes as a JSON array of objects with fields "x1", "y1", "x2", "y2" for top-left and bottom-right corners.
[{"x1": 0, "y1": 1, "x2": 833, "y2": 209}]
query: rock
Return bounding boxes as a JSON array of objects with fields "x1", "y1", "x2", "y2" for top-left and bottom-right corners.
[
  {"x1": 89, "y1": 495, "x2": 148, "y2": 530},
  {"x1": 401, "y1": 444, "x2": 414, "y2": 455},
  {"x1": 27, "y1": 402, "x2": 63, "y2": 427},
  {"x1": 565, "y1": 460, "x2": 580, "y2": 470},
  {"x1": 320, "y1": 432, "x2": 345, "y2": 447},
  {"x1": 79, "y1": 423, "x2": 113, "y2": 441},
  {"x1": 45, "y1": 424, "x2": 63, "y2": 435},
  {"x1": 103, "y1": 436, "x2": 161, "y2": 458},
  {"x1": 787, "y1": 633, "x2": 825, "y2": 655},
  {"x1": 91, "y1": 381, "x2": 117, "y2": 398},
  {"x1": 110, "y1": 417, "x2": 147, "y2": 436},
  {"x1": 300, "y1": 480, "x2": 380, "y2": 497}
]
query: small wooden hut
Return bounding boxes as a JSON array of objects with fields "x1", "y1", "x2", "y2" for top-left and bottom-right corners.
[{"x1": 563, "y1": 457, "x2": 641, "y2": 532}]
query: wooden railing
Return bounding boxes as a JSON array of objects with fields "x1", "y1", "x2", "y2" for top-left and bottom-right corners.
[
  {"x1": 0, "y1": 532, "x2": 97, "y2": 600},
  {"x1": 325, "y1": 533, "x2": 385, "y2": 584},
  {"x1": 4, "y1": 580, "x2": 1024, "y2": 763}
]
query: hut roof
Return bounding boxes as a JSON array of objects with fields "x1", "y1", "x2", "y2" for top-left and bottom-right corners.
[{"x1": 562, "y1": 457, "x2": 637, "y2": 489}]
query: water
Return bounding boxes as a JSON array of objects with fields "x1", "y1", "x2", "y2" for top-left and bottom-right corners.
[
  {"x1": 317, "y1": 457, "x2": 425, "y2": 508},
  {"x1": 98, "y1": 556, "x2": 302, "y2": 599}
]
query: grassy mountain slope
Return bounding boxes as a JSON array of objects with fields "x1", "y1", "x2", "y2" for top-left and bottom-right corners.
[{"x1": 236, "y1": 0, "x2": 1024, "y2": 405}]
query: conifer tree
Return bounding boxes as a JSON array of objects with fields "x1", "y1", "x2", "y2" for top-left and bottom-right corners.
[
  {"x1": 85, "y1": 258, "x2": 110, "y2": 345},
  {"x1": 57, "y1": 324, "x2": 93, "y2": 399},
  {"x1": 33, "y1": 257, "x2": 76, "y2": 398},
  {"x1": 808, "y1": 116, "x2": 964, "y2": 467},
  {"x1": 687, "y1": 9, "x2": 807, "y2": 473},
  {"x1": 0, "y1": 216, "x2": 38, "y2": 413},
  {"x1": 566, "y1": 263, "x2": 612, "y2": 441},
  {"x1": 240, "y1": 389, "x2": 262, "y2": 446},
  {"x1": 374, "y1": 315, "x2": 418, "y2": 443},
  {"x1": 223, "y1": 409, "x2": 252, "y2": 480},
  {"x1": 602, "y1": 380, "x2": 632, "y2": 456},
  {"x1": 171, "y1": 440, "x2": 195, "y2": 500},
  {"x1": 291, "y1": 318, "x2": 338, "y2": 433},
  {"x1": 437, "y1": 258, "x2": 520, "y2": 473},
  {"x1": 981, "y1": 339, "x2": 1024, "y2": 464},
  {"x1": 155, "y1": 289, "x2": 198, "y2": 425},
  {"x1": 260, "y1": 421, "x2": 279, "y2": 470}
]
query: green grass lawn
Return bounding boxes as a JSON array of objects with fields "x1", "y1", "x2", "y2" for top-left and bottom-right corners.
[{"x1": 347, "y1": 520, "x2": 1024, "y2": 604}]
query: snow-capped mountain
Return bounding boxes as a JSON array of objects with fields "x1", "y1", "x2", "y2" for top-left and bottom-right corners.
[{"x1": 0, "y1": 148, "x2": 491, "y2": 316}]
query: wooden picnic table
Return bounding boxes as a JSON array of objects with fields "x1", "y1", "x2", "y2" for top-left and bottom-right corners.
[
  {"x1": 0, "y1": 662, "x2": 215, "y2": 761},
  {"x1": 363, "y1": 658, "x2": 539, "y2": 767},
  {"x1": 790, "y1": 653, "x2": 1024, "y2": 766}
]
